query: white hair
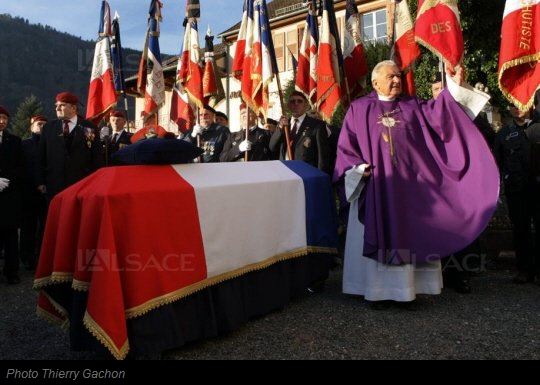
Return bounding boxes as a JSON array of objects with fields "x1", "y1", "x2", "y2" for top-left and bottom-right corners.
[{"x1": 371, "y1": 60, "x2": 399, "y2": 81}]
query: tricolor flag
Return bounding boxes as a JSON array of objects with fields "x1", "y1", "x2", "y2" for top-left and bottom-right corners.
[
  {"x1": 137, "y1": 0, "x2": 165, "y2": 119},
  {"x1": 415, "y1": 0, "x2": 464, "y2": 68},
  {"x1": 316, "y1": 0, "x2": 343, "y2": 123},
  {"x1": 390, "y1": 0, "x2": 420, "y2": 96},
  {"x1": 296, "y1": 0, "x2": 319, "y2": 105},
  {"x1": 342, "y1": 0, "x2": 368, "y2": 100},
  {"x1": 111, "y1": 12, "x2": 126, "y2": 96},
  {"x1": 232, "y1": 0, "x2": 251, "y2": 80},
  {"x1": 257, "y1": 0, "x2": 279, "y2": 118},
  {"x1": 86, "y1": 1, "x2": 117, "y2": 124},
  {"x1": 498, "y1": 0, "x2": 540, "y2": 111},
  {"x1": 35, "y1": 161, "x2": 338, "y2": 359},
  {"x1": 240, "y1": 0, "x2": 256, "y2": 111},
  {"x1": 178, "y1": 17, "x2": 204, "y2": 109}
]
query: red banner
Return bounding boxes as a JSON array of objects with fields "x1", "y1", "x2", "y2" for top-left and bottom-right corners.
[
  {"x1": 498, "y1": 0, "x2": 540, "y2": 111},
  {"x1": 415, "y1": 0, "x2": 463, "y2": 68}
]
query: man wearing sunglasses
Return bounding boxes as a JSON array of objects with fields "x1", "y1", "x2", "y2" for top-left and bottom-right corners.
[{"x1": 269, "y1": 91, "x2": 332, "y2": 175}]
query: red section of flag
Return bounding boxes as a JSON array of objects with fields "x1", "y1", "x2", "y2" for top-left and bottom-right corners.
[
  {"x1": 415, "y1": 0, "x2": 464, "y2": 68},
  {"x1": 170, "y1": 88, "x2": 195, "y2": 133},
  {"x1": 390, "y1": 0, "x2": 420, "y2": 96},
  {"x1": 136, "y1": 31, "x2": 149, "y2": 96},
  {"x1": 86, "y1": 66, "x2": 117, "y2": 124},
  {"x1": 342, "y1": 0, "x2": 368, "y2": 100},
  {"x1": 498, "y1": 1, "x2": 540, "y2": 111},
  {"x1": 35, "y1": 166, "x2": 208, "y2": 359},
  {"x1": 296, "y1": 2, "x2": 318, "y2": 105},
  {"x1": 402, "y1": 69, "x2": 416, "y2": 96},
  {"x1": 178, "y1": 21, "x2": 204, "y2": 109},
  {"x1": 232, "y1": 1, "x2": 249, "y2": 80},
  {"x1": 203, "y1": 59, "x2": 218, "y2": 103},
  {"x1": 394, "y1": 31, "x2": 420, "y2": 70},
  {"x1": 343, "y1": 44, "x2": 368, "y2": 99},
  {"x1": 316, "y1": 3, "x2": 342, "y2": 123},
  {"x1": 317, "y1": 43, "x2": 342, "y2": 122}
]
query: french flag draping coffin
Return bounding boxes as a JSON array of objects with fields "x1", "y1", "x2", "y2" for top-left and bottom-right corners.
[{"x1": 34, "y1": 161, "x2": 338, "y2": 359}]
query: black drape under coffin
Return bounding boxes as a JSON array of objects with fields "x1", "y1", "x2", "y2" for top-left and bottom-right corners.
[{"x1": 42, "y1": 253, "x2": 332, "y2": 358}]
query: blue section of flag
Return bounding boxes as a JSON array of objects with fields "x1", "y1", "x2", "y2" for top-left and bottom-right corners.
[
  {"x1": 308, "y1": 0, "x2": 319, "y2": 46},
  {"x1": 111, "y1": 18, "x2": 125, "y2": 94},
  {"x1": 259, "y1": 0, "x2": 278, "y2": 75},
  {"x1": 148, "y1": 0, "x2": 162, "y2": 65},
  {"x1": 98, "y1": 1, "x2": 107, "y2": 35},
  {"x1": 282, "y1": 161, "x2": 339, "y2": 250},
  {"x1": 148, "y1": 19, "x2": 162, "y2": 65}
]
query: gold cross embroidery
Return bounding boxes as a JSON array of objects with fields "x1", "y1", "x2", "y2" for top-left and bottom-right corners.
[{"x1": 377, "y1": 109, "x2": 400, "y2": 166}]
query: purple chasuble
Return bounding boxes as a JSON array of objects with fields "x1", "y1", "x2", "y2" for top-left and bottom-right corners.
[{"x1": 334, "y1": 90, "x2": 499, "y2": 265}]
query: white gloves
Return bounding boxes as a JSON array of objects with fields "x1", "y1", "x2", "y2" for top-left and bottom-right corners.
[
  {"x1": 239, "y1": 140, "x2": 252, "y2": 153},
  {"x1": 191, "y1": 124, "x2": 203, "y2": 138},
  {"x1": 0, "y1": 178, "x2": 10, "y2": 192}
]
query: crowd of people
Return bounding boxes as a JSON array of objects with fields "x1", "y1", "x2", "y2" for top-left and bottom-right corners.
[{"x1": 0, "y1": 61, "x2": 539, "y2": 312}]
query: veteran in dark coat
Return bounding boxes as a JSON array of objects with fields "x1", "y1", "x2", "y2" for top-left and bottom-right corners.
[
  {"x1": 37, "y1": 92, "x2": 103, "y2": 200},
  {"x1": 220, "y1": 104, "x2": 271, "y2": 162},
  {"x1": 0, "y1": 106, "x2": 24, "y2": 283},
  {"x1": 269, "y1": 91, "x2": 333, "y2": 175},
  {"x1": 20, "y1": 115, "x2": 47, "y2": 270},
  {"x1": 102, "y1": 110, "x2": 133, "y2": 165},
  {"x1": 183, "y1": 105, "x2": 230, "y2": 163},
  {"x1": 494, "y1": 105, "x2": 540, "y2": 284}
]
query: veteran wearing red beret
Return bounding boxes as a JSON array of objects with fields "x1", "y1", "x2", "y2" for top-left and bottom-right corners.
[
  {"x1": 103, "y1": 110, "x2": 132, "y2": 163},
  {"x1": 36, "y1": 92, "x2": 103, "y2": 199}
]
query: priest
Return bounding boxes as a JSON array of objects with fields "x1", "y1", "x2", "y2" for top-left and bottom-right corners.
[{"x1": 334, "y1": 60, "x2": 499, "y2": 305}]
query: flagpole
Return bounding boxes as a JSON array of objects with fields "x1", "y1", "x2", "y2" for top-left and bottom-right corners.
[
  {"x1": 440, "y1": 57, "x2": 446, "y2": 89},
  {"x1": 245, "y1": 107, "x2": 250, "y2": 162},
  {"x1": 275, "y1": 73, "x2": 293, "y2": 160}
]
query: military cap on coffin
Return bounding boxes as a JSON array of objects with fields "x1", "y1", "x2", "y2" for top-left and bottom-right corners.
[{"x1": 112, "y1": 138, "x2": 203, "y2": 165}]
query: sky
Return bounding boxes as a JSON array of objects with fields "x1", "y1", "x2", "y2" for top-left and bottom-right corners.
[{"x1": 0, "y1": 0, "x2": 244, "y2": 54}]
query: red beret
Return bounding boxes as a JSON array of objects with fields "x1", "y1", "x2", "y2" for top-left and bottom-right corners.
[
  {"x1": 0, "y1": 105, "x2": 9, "y2": 117},
  {"x1": 110, "y1": 110, "x2": 126, "y2": 119},
  {"x1": 56, "y1": 92, "x2": 79, "y2": 105},
  {"x1": 30, "y1": 115, "x2": 48, "y2": 124}
]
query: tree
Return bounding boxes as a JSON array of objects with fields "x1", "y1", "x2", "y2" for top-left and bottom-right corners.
[{"x1": 11, "y1": 95, "x2": 44, "y2": 139}]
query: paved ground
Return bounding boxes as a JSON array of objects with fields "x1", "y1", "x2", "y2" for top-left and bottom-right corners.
[{"x1": 1, "y1": 254, "x2": 539, "y2": 360}]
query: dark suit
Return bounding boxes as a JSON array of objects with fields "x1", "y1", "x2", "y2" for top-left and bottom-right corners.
[
  {"x1": 37, "y1": 117, "x2": 103, "y2": 199},
  {"x1": 20, "y1": 134, "x2": 46, "y2": 269},
  {"x1": 220, "y1": 127, "x2": 271, "y2": 162},
  {"x1": 183, "y1": 124, "x2": 230, "y2": 163},
  {"x1": 269, "y1": 115, "x2": 333, "y2": 175},
  {"x1": 103, "y1": 129, "x2": 133, "y2": 165},
  {"x1": 0, "y1": 130, "x2": 24, "y2": 278},
  {"x1": 494, "y1": 121, "x2": 540, "y2": 278}
]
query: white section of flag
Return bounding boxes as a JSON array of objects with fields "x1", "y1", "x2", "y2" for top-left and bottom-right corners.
[
  {"x1": 147, "y1": 50, "x2": 165, "y2": 107},
  {"x1": 503, "y1": 0, "x2": 540, "y2": 18},
  {"x1": 90, "y1": 38, "x2": 113, "y2": 82},
  {"x1": 172, "y1": 161, "x2": 308, "y2": 278}
]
